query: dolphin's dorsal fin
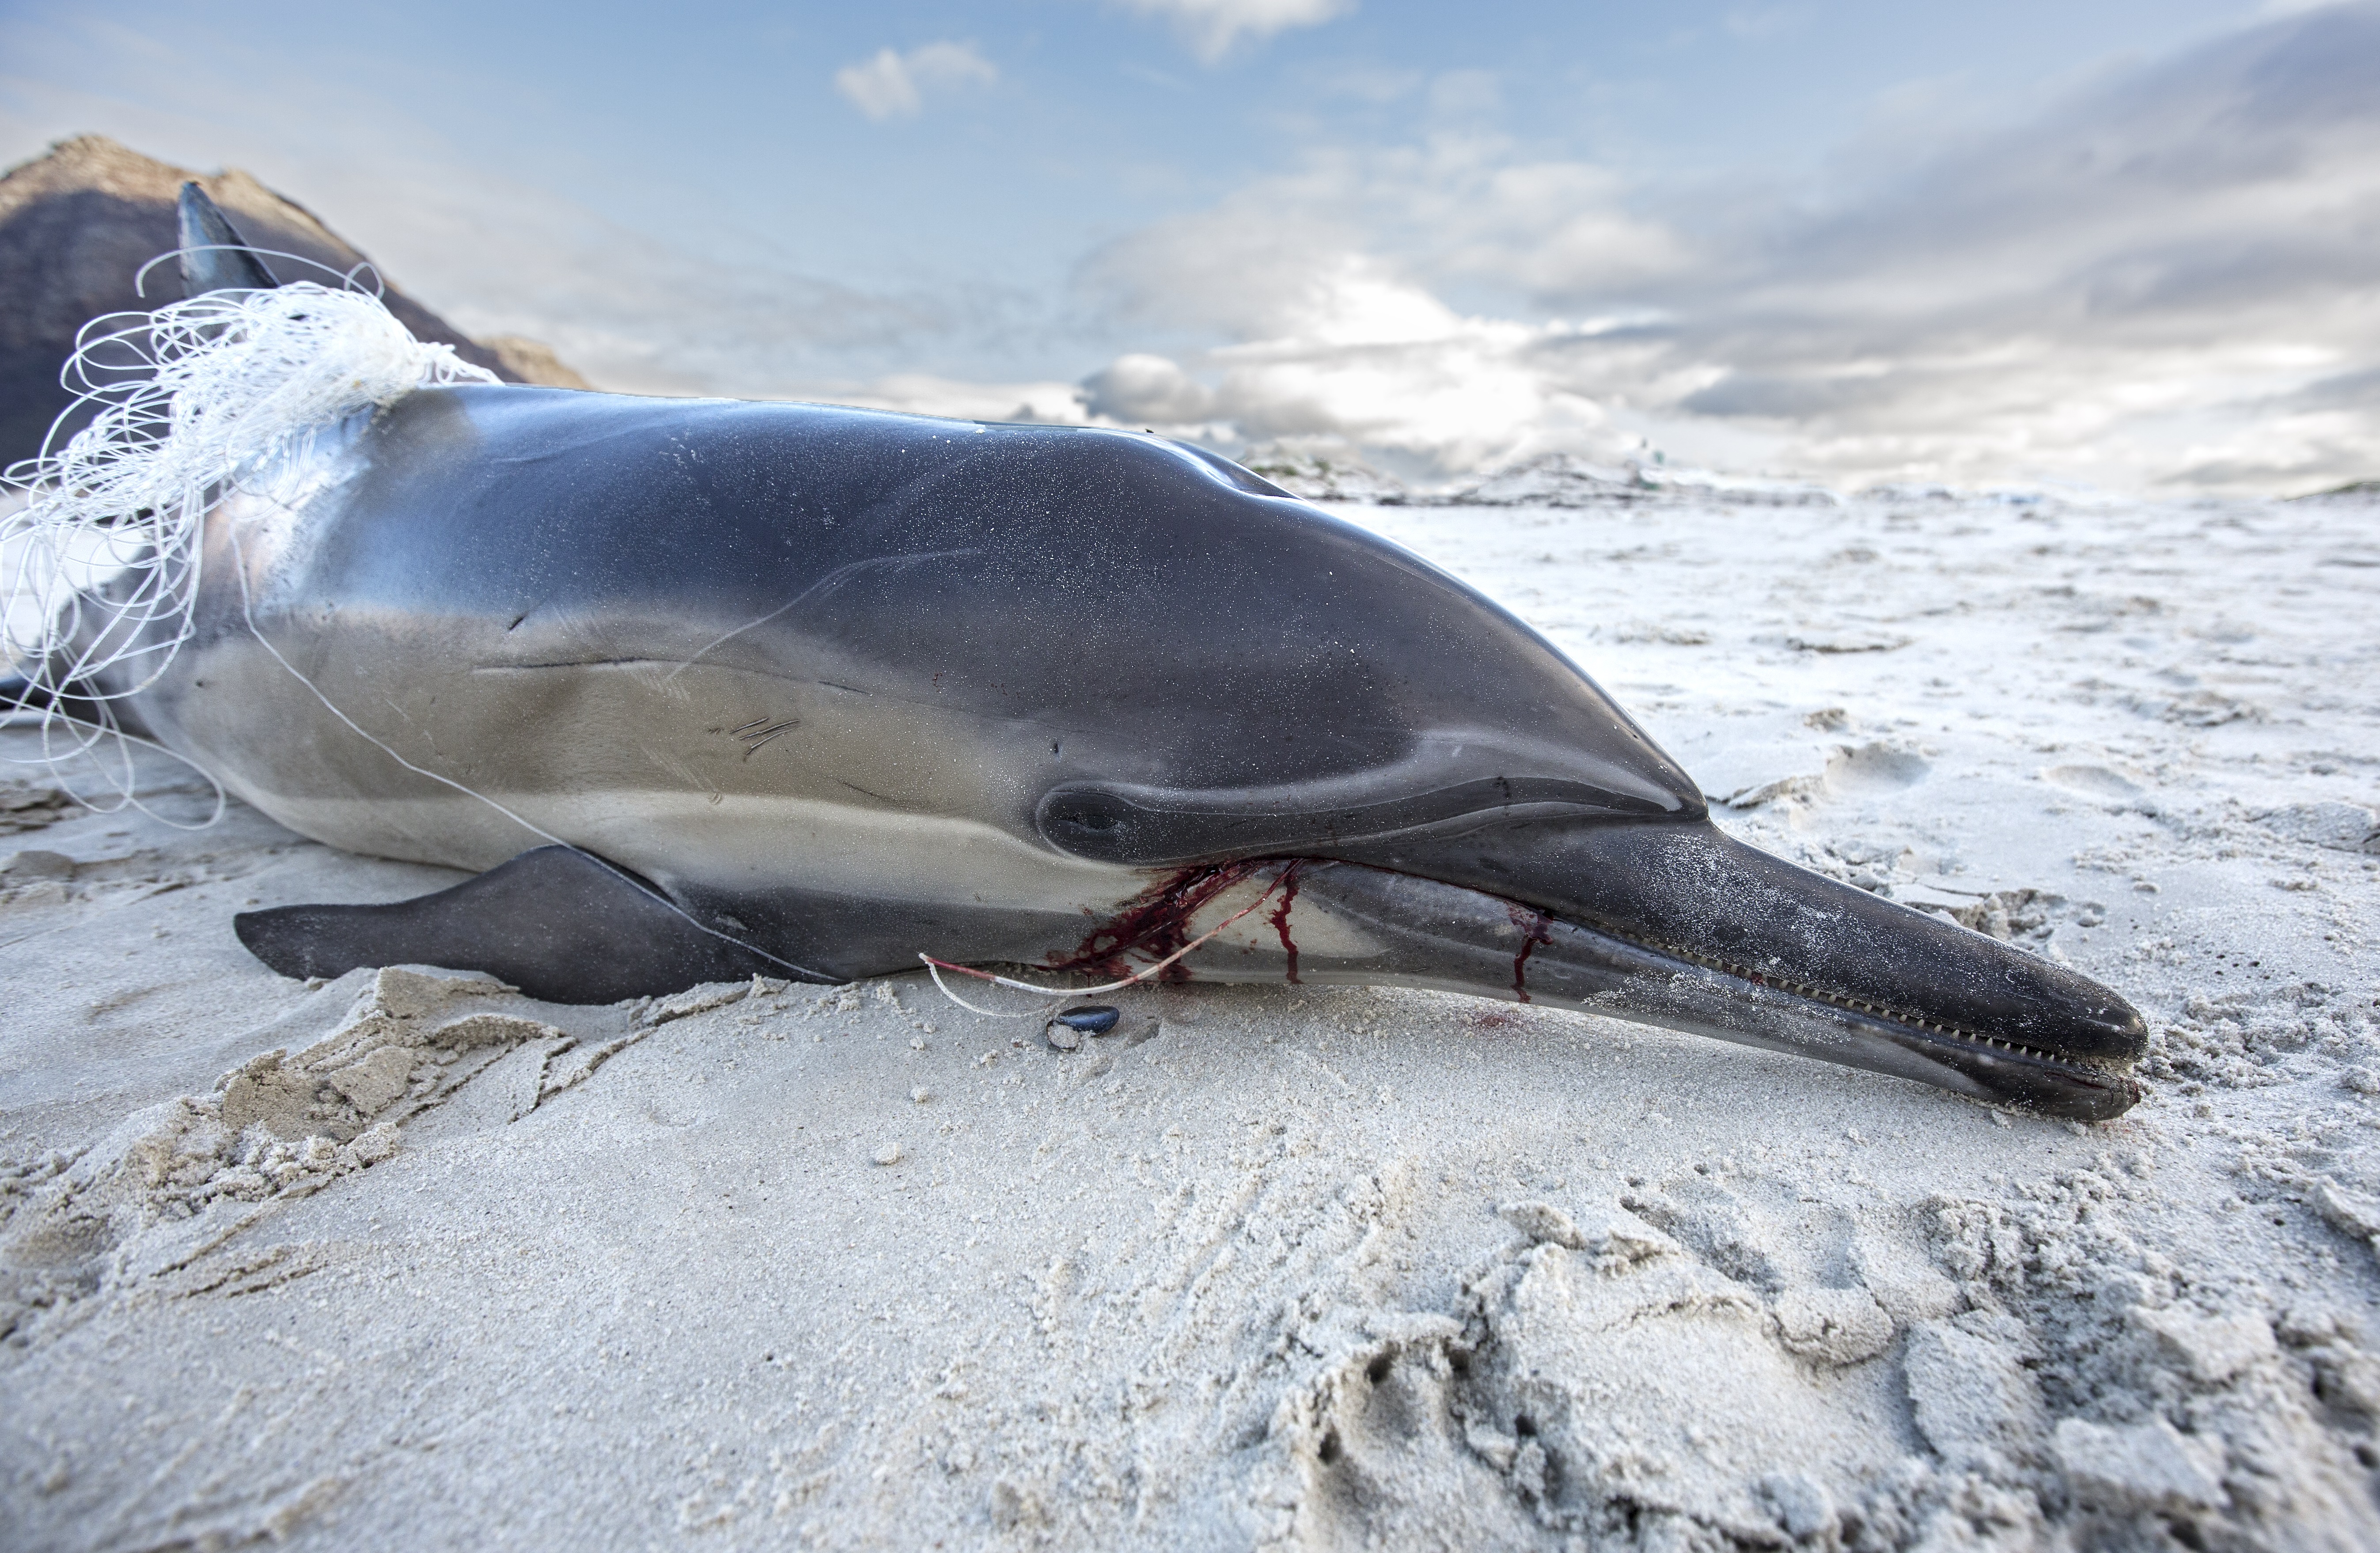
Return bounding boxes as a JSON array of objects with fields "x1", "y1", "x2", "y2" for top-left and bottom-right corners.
[{"x1": 176, "y1": 182, "x2": 279, "y2": 296}]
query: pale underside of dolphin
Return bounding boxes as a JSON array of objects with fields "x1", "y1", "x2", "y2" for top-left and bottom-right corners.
[{"x1": 49, "y1": 187, "x2": 2150, "y2": 1120}]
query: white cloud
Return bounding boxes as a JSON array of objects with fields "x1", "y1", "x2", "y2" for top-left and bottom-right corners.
[
  {"x1": 1077, "y1": 123, "x2": 1686, "y2": 338},
  {"x1": 1111, "y1": 0, "x2": 1357, "y2": 64},
  {"x1": 1076, "y1": 237, "x2": 1629, "y2": 475},
  {"x1": 1081, "y1": 354, "x2": 1216, "y2": 425},
  {"x1": 1723, "y1": 5, "x2": 1808, "y2": 42},
  {"x1": 834, "y1": 42, "x2": 997, "y2": 122},
  {"x1": 1063, "y1": 124, "x2": 1695, "y2": 476}
]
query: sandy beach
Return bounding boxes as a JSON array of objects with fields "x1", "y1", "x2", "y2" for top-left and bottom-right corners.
[{"x1": 3, "y1": 485, "x2": 2376, "y2": 1551}]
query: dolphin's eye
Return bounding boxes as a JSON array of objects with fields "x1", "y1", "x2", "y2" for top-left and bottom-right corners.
[
  {"x1": 1038, "y1": 788, "x2": 1149, "y2": 857},
  {"x1": 1046, "y1": 793, "x2": 1130, "y2": 834}
]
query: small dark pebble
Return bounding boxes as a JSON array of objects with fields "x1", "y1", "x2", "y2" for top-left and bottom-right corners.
[{"x1": 1054, "y1": 1005, "x2": 1122, "y2": 1035}]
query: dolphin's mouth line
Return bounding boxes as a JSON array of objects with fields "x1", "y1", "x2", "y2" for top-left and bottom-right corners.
[
  {"x1": 1544, "y1": 905, "x2": 2134, "y2": 1082},
  {"x1": 1050, "y1": 854, "x2": 2135, "y2": 1097}
]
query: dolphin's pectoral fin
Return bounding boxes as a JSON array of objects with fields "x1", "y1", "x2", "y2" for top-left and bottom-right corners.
[
  {"x1": 234, "y1": 846, "x2": 799, "y2": 1004},
  {"x1": 0, "y1": 673, "x2": 117, "y2": 731}
]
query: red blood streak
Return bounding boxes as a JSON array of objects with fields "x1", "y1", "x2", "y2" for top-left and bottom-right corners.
[
  {"x1": 1268, "y1": 862, "x2": 1303, "y2": 984},
  {"x1": 1050, "y1": 858, "x2": 1271, "y2": 981},
  {"x1": 1508, "y1": 904, "x2": 1554, "y2": 1003}
]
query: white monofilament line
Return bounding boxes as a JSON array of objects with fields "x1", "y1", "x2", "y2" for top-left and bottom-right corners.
[
  {"x1": 918, "y1": 864, "x2": 1296, "y2": 1017},
  {"x1": 0, "y1": 280, "x2": 498, "y2": 820}
]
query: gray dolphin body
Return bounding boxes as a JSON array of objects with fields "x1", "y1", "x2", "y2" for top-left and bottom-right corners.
[{"x1": 88, "y1": 191, "x2": 2148, "y2": 1119}]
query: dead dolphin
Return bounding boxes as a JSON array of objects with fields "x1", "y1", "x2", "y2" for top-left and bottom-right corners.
[{"x1": 88, "y1": 189, "x2": 2148, "y2": 1119}]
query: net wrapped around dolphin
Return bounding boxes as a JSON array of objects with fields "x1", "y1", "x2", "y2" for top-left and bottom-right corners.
[{"x1": 0, "y1": 280, "x2": 496, "y2": 814}]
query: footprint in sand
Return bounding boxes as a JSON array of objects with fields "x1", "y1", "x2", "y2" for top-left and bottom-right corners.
[
  {"x1": 2041, "y1": 763, "x2": 2148, "y2": 803},
  {"x1": 1819, "y1": 742, "x2": 1931, "y2": 799}
]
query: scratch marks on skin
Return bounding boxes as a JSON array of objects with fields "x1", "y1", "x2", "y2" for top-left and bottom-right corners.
[
  {"x1": 732, "y1": 718, "x2": 800, "y2": 758},
  {"x1": 642, "y1": 743, "x2": 723, "y2": 807},
  {"x1": 471, "y1": 659, "x2": 704, "y2": 707},
  {"x1": 660, "y1": 548, "x2": 983, "y2": 687},
  {"x1": 377, "y1": 693, "x2": 451, "y2": 767}
]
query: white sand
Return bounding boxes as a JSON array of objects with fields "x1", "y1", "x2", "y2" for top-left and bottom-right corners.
[{"x1": 2, "y1": 489, "x2": 2376, "y2": 1550}]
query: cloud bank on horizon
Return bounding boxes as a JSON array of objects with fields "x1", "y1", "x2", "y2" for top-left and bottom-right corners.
[
  {"x1": 2, "y1": 0, "x2": 2374, "y2": 494},
  {"x1": 1063, "y1": 3, "x2": 2380, "y2": 492}
]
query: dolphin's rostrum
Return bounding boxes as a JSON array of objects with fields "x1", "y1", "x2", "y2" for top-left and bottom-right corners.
[{"x1": 98, "y1": 188, "x2": 2149, "y2": 1120}]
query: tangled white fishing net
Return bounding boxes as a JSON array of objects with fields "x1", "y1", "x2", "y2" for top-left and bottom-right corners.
[
  {"x1": 0, "y1": 269, "x2": 828, "y2": 979},
  {"x1": 0, "y1": 281, "x2": 499, "y2": 819}
]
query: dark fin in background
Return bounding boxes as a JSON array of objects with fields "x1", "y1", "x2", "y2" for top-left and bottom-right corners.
[
  {"x1": 234, "y1": 846, "x2": 801, "y2": 1004},
  {"x1": 0, "y1": 673, "x2": 106, "y2": 729},
  {"x1": 176, "y1": 182, "x2": 279, "y2": 297}
]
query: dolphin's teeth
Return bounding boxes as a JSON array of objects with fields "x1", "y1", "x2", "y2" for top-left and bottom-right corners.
[{"x1": 1614, "y1": 920, "x2": 2082, "y2": 1072}]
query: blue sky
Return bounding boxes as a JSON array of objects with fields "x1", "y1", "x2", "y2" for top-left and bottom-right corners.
[{"x1": 4, "y1": 1, "x2": 2375, "y2": 491}]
